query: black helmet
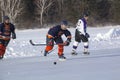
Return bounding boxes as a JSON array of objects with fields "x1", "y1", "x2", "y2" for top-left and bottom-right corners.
[
  {"x1": 3, "y1": 16, "x2": 9, "y2": 21},
  {"x1": 83, "y1": 12, "x2": 89, "y2": 17},
  {"x1": 61, "y1": 20, "x2": 68, "y2": 26}
]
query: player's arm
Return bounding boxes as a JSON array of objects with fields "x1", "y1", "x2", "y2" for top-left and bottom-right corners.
[{"x1": 64, "y1": 30, "x2": 72, "y2": 46}]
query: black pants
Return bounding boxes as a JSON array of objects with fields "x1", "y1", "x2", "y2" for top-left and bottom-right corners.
[
  {"x1": 75, "y1": 29, "x2": 88, "y2": 42},
  {"x1": 46, "y1": 36, "x2": 63, "y2": 46}
]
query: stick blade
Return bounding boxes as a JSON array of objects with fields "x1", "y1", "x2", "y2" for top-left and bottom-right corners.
[{"x1": 29, "y1": 40, "x2": 35, "y2": 46}]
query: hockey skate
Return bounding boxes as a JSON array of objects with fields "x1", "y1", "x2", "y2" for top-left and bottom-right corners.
[
  {"x1": 83, "y1": 48, "x2": 90, "y2": 55},
  {"x1": 44, "y1": 50, "x2": 48, "y2": 56},
  {"x1": 59, "y1": 54, "x2": 66, "y2": 61},
  {"x1": 83, "y1": 51, "x2": 90, "y2": 55},
  {"x1": 71, "y1": 50, "x2": 77, "y2": 55}
]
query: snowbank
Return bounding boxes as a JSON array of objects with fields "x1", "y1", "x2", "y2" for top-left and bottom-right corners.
[{"x1": 93, "y1": 28, "x2": 120, "y2": 41}]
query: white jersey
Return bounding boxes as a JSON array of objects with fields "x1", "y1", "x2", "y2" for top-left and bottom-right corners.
[{"x1": 76, "y1": 18, "x2": 87, "y2": 35}]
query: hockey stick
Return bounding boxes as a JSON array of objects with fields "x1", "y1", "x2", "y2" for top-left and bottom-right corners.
[
  {"x1": 29, "y1": 40, "x2": 66, "y2": 46},
  {"x1": 29, "y1": 40, "x2": 46, "y2": 46}
]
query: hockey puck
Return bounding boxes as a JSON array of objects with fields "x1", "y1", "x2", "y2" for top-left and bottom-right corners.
[{"x1": 53, "y1": 62, "x2": 57, "y2": 65}]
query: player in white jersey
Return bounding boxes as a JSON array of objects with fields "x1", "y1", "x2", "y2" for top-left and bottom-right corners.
[{"x1": 71, "y1": 13, "x2": 90, "y2": 55}]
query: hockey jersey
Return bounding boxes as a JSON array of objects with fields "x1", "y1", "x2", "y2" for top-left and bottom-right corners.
[
  {"x1": 76, "y1": 18, "x2": 87, "y2": 35},
  {"x1": 48, "y1": 25, "x2": 71, "y2": 38},
  {"x1": 0, "y1": 23, "x2": 16, "y2": 37}
]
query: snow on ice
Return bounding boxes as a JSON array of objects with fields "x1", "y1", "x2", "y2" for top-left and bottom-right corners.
[{"x1": 93, "y1": 27, "x2": 120, "y2": 41}]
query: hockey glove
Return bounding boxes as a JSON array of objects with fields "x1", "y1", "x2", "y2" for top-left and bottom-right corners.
[
  {"x1": 12, "y1": 33, "x2": 16, "y2": 39},
  {"x1": 64, "y1": 38, "x2": 71, "y2": 46},
  {"x1": 85, "y1": 33, "x2": 90, "y2": 38}
]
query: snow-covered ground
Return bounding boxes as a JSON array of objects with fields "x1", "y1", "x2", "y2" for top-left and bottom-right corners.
[{"x1": 0, "y1": 26, "x2": 120, "y2": 80}]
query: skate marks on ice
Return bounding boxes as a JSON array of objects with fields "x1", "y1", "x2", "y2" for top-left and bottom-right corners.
[{"x1": 66, "y1": 48, "x2": 120, "y2": 61}]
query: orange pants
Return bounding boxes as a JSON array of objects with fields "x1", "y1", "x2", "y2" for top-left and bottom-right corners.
[
  {"x1": 0, "y1": 44, "x2": 6, "y2": 57},
  {"x1": 45, "y1": 44, "x2": 64, "y2": 56}
]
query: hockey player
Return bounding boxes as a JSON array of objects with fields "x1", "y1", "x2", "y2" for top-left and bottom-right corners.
[
  {"x1": 44, "y1": 20, "x2": 71, "y2": 59},
  {"x1": 71, "y1": 13, "x2": 90, "y2": 55},
  {"x1": 0, "y1": 16, "x2": 16, "y2": 59}
]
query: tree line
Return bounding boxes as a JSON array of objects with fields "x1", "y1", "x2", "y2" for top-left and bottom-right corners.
[{"x1": 0, "y1": 0, "x2": 120, "y2": 29}]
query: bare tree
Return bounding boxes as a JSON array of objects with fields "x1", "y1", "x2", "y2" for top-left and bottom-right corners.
[
  {"x1": 0, "y1": 0, "x2": 24, "y2": 24},
  {"x1": 34, "y1": 0, "x2": 53, "y2": 27}
]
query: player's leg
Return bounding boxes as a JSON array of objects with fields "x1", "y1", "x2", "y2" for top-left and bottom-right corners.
[
  {"x1": 44, "y1": 35, "x2": 54, "y2": 56},
  {"x1": 0, "y1": 40, "x2": 6, "y2": 59},
  {"x1": 81, "y1": 35, "x2": 89, "y2": 54},
  {"x1": 55, "y1": 37, "x2": 66, "y2": 59},
  {"x1": 71, "y1": 29, "x2": 81, "y2": 55}
]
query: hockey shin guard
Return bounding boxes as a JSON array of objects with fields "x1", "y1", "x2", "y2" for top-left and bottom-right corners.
[{"x1": 58, "y1": 44, "x2": 64, "y2": 56}]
